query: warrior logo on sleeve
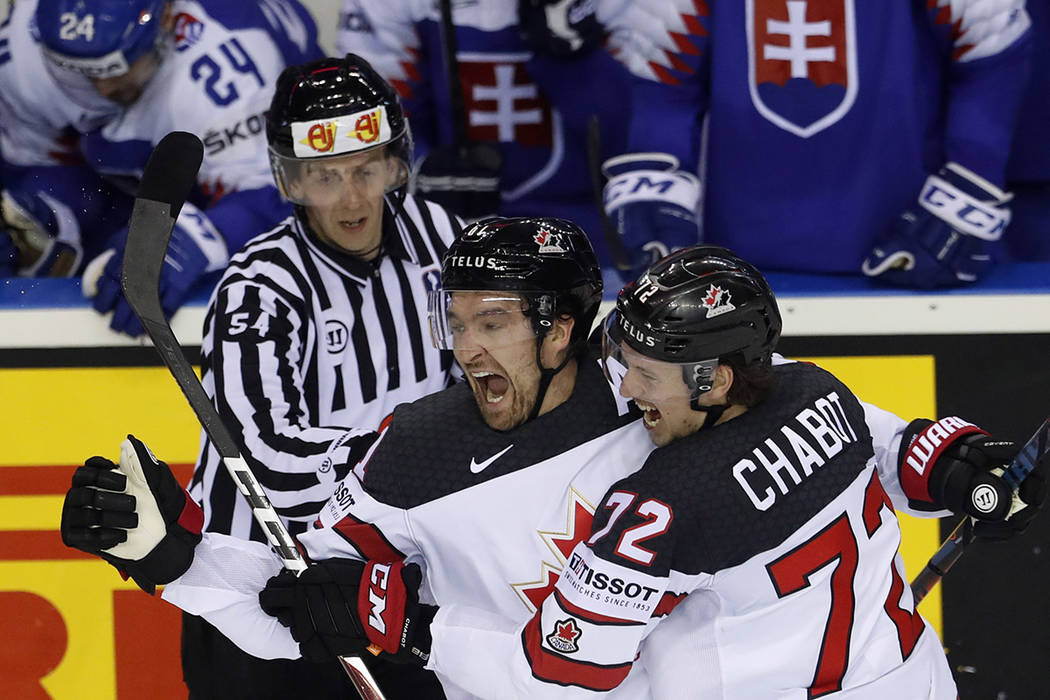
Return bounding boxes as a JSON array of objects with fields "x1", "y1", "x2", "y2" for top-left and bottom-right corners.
[{"x1": 746, "y1": 0, "x2": 858, "y2": 137}]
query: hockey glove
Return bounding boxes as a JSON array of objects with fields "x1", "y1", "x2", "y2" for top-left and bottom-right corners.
[
  {"x1": 899, "y1": 418, "x2": 1045, "y2": 540},
  {"x1": 60, "y1": 435, "x2": 203, "y2": 594},
  {"x1": 1, "y1": 188, "x2": 81, "y2": 277},
  {"x1": 519, "y1": 0, "x2": 605, "y2": 58},
  {"x1": 862, "y1": 162, "x2": 1011, "y2": 288},
  {"x1": 358, "y1": 560, "x2": 436, "y2": 666},
  {"x1": 415, "y1": 143, "x2": 503, "y2": 222},
  {"x1": 260, "y1": 559, "x2": 371, "y2": 663},
  {"x1": 83, "y1": 201, "x2": 228, "y2": 336},
  {"x1": 602, "y1": 152, "x2": 701, "y2": 281}
]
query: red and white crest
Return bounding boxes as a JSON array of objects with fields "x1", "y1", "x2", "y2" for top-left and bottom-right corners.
[
  {"x1": 545, "y1": 618, "x2": 582, "y2": 653},
  {"x1": 746, "y1": 0, "x2": 857, "y2": 137},
  {"x1": 534, "y1": 227, "x2": 566, "y2": 254},
  {"x1": 701, "y1": 284, "x2": 736, "y2": 317},
  {"x1": 457, "y1": 53, "x2": 553, "y2": 147}
]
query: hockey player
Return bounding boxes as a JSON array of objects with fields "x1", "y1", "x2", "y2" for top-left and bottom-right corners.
[
  {"x1": 31, "y1": 0, "x2": 323, "y2": 334},
  {"x1": 1004, "y1": 0, "x2": 1050, "y2": 261},
  {"x1": 0, "y1": 0, "x2": 130, "y2": 276},
  {"x1": 514, "y1": 246, "x2": 1044, "y2": 697},
  {"x1": 60, "y1": 217, "x2": 659, "y2": 698},
  {"x1": 335, "y1": 0, "x2": 634, "y2": 270},
  {"x1": 179, "y1": 54, "x2": 463, "y2": 699},
  {"x1": 602, "y1": 1, "x2": 1033, "y2": 286}
]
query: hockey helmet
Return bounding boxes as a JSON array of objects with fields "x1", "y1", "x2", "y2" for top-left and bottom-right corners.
[
  {"x1": 266, "y1": 54, "x2": 412, "y2": 206},
  {"x1": 430, "y1": 217, "x2": 602, "y2": 351},
  {"x1": 603, "y1": 245, "x2": 782, "y2": 400},
  {"x1": 36, "y1": 0, "x2": 168, "y2": 106}
]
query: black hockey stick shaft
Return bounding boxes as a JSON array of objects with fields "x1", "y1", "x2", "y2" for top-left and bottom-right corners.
[
  {"x1": 911, "y1": 417, "x2": 1050, "y2": 604},
  {"x1": 438, "y1": 0, "x2": 468, "y2": 148},
  {"x1": 587, "y1": 115, "x2": 634, "y2": 273},
  {"x1": 121, "y1": 131, "x2": 386, "y2": 700}
]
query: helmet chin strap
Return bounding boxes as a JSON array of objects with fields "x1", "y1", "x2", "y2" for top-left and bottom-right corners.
[
  {"x1": 528, "y1": 335, "x2": 574, "y2": 421},
  {"x1": 690, "y1": 396, "x2": 728, "y2": 429}
]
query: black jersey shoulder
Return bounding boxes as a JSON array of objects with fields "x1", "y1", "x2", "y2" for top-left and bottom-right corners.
[
  {"x1": 591, "y1": 361, "x2": 874, "y2": 575},
  {"x1": 361, "y1": 348, "x2": 640, "y2": 508}
]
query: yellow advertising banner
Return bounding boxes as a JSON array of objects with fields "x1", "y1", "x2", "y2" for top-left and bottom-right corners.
[{"x1": 0, "y1": 356, "x2": 942, "y2": 698}]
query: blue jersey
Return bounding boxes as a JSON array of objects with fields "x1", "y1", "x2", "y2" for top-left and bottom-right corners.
[
  {"x1": 78, "y1": 0, "x2": 323, "y2": 256},
  {"x1": 610, "y1": 0, "x2": 1032, "y2": 274},
  {"x1": 0, "y1": 0, "x2": 129, "y2": 272},
  {"x1": 336, "y1": 0, "x2": 632, "y2": 268}
]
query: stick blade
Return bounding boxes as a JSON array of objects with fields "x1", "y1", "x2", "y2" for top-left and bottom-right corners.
[
  {"x1": 121, "y1": 131, "x2": 204, "y2": 320},
  {"x1": 137, "y1": 131, "x2": 204, "y2": 217}
]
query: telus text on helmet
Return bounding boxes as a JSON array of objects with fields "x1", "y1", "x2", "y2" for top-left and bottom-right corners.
[
  {"x1": 445, "y1": 256, "x2": 505, "y2": 271},
  {"x1": 618, "y1": 315, "x2": 656, "y2": 347}
]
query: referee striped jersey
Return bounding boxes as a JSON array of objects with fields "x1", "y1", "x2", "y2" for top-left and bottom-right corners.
[{"x1": 189, "y1": 194, "x2": 462, "y2": 542}]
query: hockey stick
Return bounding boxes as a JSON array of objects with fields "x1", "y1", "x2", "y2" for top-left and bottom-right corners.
[
  {"x1": 121, "y1": 131, "x2": 386, "y2": 700},
  {"x1": 587, "y1": 115, "x2": 634, "y2": 274},
  {"x1": 910, "y1": 417, "x2": 1050, "y2": 604},
  {"x1": 438, "y1": 0, "x2": 468, "y2": 149}
]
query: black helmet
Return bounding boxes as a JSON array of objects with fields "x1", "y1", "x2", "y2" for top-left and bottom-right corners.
[
  {"x1": 611, "y1": 245, "x2": 782, "y2": 366},
  {"x1": 437, "y1": 217, "x2": 603, "y2": 347},
  {"x1": 266, "y1": 54, "x2": 412, "y2": 203}
]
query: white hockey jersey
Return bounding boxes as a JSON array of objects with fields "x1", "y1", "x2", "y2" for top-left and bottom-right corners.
[
  {"x1": 514, "y1": 360, "x2": 958, "y2": 698},
  {"x1": 164, "y1": 350, "x2": 658, "y2": 699},
  {"x1": 77, "y1": 0, "x2": 322, "y2": 253},
  {"x1": 0, "y1": 0, "x2": 115, "y2": 170}
]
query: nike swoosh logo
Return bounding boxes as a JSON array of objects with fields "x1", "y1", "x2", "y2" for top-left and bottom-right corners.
[{"x1": 470, "y1": 444, "x2": 514, "y2": 474}]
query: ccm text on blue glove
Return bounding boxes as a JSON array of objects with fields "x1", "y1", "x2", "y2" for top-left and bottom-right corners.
[
  {"x1": 863, "y1": 162, "x2": 1011, "y2": 288},
  {"x1": 602, "y1": 152, "x2": 701, "y2": 280}
]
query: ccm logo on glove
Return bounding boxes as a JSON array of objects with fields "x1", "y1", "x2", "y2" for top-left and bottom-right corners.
[{"x1": 359, "y1": 560, "x2": 411, "y2": 652}]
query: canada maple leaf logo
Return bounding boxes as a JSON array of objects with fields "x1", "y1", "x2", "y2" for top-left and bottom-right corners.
[
  {"x1": 701, "y1": 283, "x2": 736, "y2": 317},
  {"x1": 511, "y1": 489, "x2": 595, "y2": 612},
  {"x1": 545, "y1": 618, "x2": 582, "y2": 653},
  {"x1": 534, "y1": 228, "x2": 567, "y2": 253}
]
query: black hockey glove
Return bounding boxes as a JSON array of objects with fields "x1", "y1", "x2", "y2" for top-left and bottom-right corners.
[
  {"x1": 519, "y1": 0, "x2": 605, "y2": 58},
  {"x1": 899, "y1": 418, "x2": 1045, "y2": 540},
  {"x1": 60, "y1": 434, "x2": 203, "y2": 594},
  {"x1": 259, "y1": 559, "x2": 371, "y2": 663},
  {"x1": 259, "y1": 558, "x2": 437, "y2": 665},
  {"x1": 415, "y1": 143, "x2": 502, "y2": 222}
]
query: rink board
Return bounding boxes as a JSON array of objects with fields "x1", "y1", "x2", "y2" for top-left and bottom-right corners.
[{"x1": 2, "y1": 270, "x2": 1049, "y2": 698}]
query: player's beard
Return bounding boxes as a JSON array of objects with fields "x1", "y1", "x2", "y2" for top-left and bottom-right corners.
[{"x1": 464, "y1": 363, "x2": 540, "y2": 432}]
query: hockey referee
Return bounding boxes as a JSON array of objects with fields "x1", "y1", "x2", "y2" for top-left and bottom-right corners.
[{"x1": 181, "y1": 55, "x2": 460, "y2": 699}]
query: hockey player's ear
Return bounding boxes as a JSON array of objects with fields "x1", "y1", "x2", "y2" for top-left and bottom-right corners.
[
  {"x1": 708, "y1": 364, "x2": 734, "y2": 403},
  {"x1": 542, "y1": 314, "x2": 575, "y2": 361}
]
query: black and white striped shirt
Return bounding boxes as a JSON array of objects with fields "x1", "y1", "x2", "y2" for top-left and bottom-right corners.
[{"x1": 189, "y1": 194, "x2": 462, "y2": 542}]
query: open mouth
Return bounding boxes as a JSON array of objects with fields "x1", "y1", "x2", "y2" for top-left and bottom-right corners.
[
  {"x1": 472, "y1": 371, "x2": 510, "y2": 405},
  {"x1": 341, "y1": 217, "x2": 366, "y2": 230},
  {"x1": 635, "y1": 400, "x2": 662, "y2": 428}
]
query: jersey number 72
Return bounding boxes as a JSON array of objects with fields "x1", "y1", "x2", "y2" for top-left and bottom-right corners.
[{"x1": 766, "y1": 470, "x2": 925, "y2": 699}]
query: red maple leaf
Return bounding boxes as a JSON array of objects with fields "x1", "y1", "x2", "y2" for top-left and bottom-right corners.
[
  {"x1": 555, "y1": 619, "x2": 580, "y2": 642},
  {"x1": 703, "y1": 286, "x2": 721, "y2": 307}
]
